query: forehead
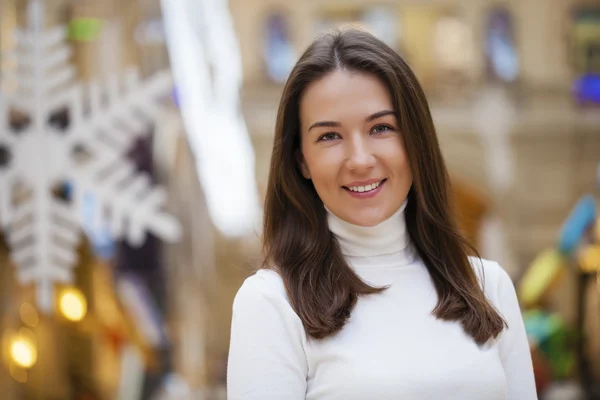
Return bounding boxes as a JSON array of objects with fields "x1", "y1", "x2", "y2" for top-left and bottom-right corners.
[{"x1": 300, "y1": 70, "x2": 394, "y2": 127}]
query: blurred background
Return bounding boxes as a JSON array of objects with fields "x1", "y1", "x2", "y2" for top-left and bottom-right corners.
[{"x1": 0, "y1": 0, "x2": 599, "y2": 399}]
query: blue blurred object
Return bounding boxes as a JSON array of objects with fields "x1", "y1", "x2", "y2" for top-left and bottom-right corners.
[
  {"x1": 573, "y1": 74, "x2": 600, "y2": 105},
  {"x1": 485, "y1": 7, "x2": 519, "y2": 82},
  {"x1": 117, "y1": 273, "x2": 167, "y2": 348},
  {"x1": 264, "y1": 13, "x2": 295, "y2": 84},
  {"x1": 487, "y1": 34, "x2": 519, "y2": 82},
  {"x1": 558, "y1": 195, "x2": 597, "y2": 255},
  {"x1": 63, "y1": 181, "x2": 116, "y2": 260},
  {"x1": 171, "y1": 87, "x2": 180, "y2": 108}
]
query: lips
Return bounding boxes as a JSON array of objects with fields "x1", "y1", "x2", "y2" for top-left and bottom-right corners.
[
  {"x1": 342, "y1": 178, "x2": 387, "y2": 195},
  {"x1": 348, "y1": 181, "x2": 380, "y2": 193}
]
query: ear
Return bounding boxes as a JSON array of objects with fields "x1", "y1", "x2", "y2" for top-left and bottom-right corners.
[{"x1": 297, "y1": 152, "x2": 311, "y2": 179}]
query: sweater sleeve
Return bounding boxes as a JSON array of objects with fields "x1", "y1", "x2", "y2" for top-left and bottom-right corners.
[
  {"x1": 227, "y1": 271, "x2": 308, "y2": 400},
  {"x1": 495, "y1": 264, "x2": 538, "y2": 400}
]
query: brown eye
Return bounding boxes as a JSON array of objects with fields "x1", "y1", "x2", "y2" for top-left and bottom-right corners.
[
  {"x1": 317, "y1": 132, "x2": 340, "y2": 142},
  {"x1": 371, "y1": 124, "x2": 393, "y2": 135}
]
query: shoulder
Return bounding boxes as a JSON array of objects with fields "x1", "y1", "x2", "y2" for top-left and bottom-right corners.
[
  {"x1": 232, "y1": 269, "x2": 305, "y2": 338},
  {"x1": 232, "y1": 269, "x2": 292, "y2": 311},
  {"x1": 468, "y1": 256, "x2": 515, "y2": 304}
]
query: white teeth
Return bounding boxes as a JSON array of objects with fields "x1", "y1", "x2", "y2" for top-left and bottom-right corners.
[{"x1": 348, "y1": 181, "x2": 381, "y2": 193}]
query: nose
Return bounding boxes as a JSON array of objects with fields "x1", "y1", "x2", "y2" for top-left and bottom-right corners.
[{"x1": 346, "y1": 135, "x2": 376, "y2": 171}]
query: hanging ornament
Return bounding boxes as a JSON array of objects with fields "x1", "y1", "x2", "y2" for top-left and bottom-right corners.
[
  {"x1": 558, "y1": 195, "x2": 596, "y2": 255},
  {"x1": 519, "y1": 249, "x2": 567, "y2": 307},
  {"x1": 0, "y1": 0, "x2": 181, "y2": 313}
]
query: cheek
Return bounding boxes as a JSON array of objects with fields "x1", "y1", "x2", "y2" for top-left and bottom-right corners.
[
  {"x1": 399, "y1": 155, "x2": 413, "y2": 185},
  {"x1": 399, "y1": 143, "x2": 412, "y2": 177},
  {"x1": 379, "y1": 139, "x2": 411, "y2": 175},
  {"x1": 303, "y1": 150, "x2": 341, "y2": 191},
  {"x1": 396, "y1": 152, "x2": 412, "y2": 176},
  {"x1": 308, "y1": 162, "x2": 336, "y2": 190}
]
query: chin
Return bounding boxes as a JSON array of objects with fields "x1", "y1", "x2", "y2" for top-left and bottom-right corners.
[
  {"x1": 345, "y1": 209, "x2": 388, "y2": 227},
  {"x1": 353, "y1": 219, "x2": 381, "y2": 228}
]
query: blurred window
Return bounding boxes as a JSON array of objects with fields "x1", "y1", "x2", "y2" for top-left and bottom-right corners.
[
  {"x1": 433, "y1": 15, "x2": 474, "y2": 74},
  {"x1": 485, "y1": 6, "x2": 519, "y2": 83},
  {"x1": 263, "y1": 12, "x2": 296, "y2": 84},
  {"x1": 571, "y1": 8, "x2": 600, "y2": 105}
]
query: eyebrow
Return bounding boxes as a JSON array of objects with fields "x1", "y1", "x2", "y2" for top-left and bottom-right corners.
[{"x1": 307, "y1": 110, "x2": 396, "y2": 132}]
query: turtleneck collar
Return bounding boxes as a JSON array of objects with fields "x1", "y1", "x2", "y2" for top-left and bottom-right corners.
[{"x1": 327, "y1": 201, "x2": 411, "y2": 258}]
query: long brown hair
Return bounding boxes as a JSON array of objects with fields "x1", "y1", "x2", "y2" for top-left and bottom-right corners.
[{"x1": 262, "y1": 29, "x2": 505, "y2": 344}]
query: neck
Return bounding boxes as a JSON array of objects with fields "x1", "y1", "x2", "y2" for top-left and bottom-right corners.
[{"x1": 326, "y1": 201, "x2": 410, "y2": 258}]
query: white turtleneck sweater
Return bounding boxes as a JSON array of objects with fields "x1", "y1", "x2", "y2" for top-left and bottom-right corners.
[{"x1": 227, "y1": 205, "x2": 537, "y2": 400}]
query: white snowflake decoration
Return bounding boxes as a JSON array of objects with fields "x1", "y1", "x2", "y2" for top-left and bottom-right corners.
[{"x1": 0, "y1": 0, "x2": 181, "y2": 313}]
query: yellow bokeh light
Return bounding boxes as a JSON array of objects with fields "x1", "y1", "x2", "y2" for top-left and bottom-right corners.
[
  {"x1": 59, "y1": 288, "x2": 87, "y2": 322},
  {"x1": 10, "y1": 334, "x2": 37, "y2": 369}
]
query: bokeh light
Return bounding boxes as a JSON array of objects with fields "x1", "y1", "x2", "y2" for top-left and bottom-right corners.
[
  {"x1": 59, "y1": 288, "x2": 88, "y2": 322},
  {"x1": 10, "y1": 329, "x2": 37, "y2": 369}
]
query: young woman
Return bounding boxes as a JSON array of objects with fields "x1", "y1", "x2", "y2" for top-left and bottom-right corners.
[{"x1": 227, "y1": 29, "x2": 536, "y2": 400}]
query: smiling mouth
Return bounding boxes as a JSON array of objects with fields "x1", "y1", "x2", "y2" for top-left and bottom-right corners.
[{"x1": 343, "y1": 179, "x2": 387, "y2": 193}]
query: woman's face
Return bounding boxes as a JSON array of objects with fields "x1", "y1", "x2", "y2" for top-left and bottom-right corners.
[{"x1": 299, "y1": 69, "x2": 413, "y2": 227}]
